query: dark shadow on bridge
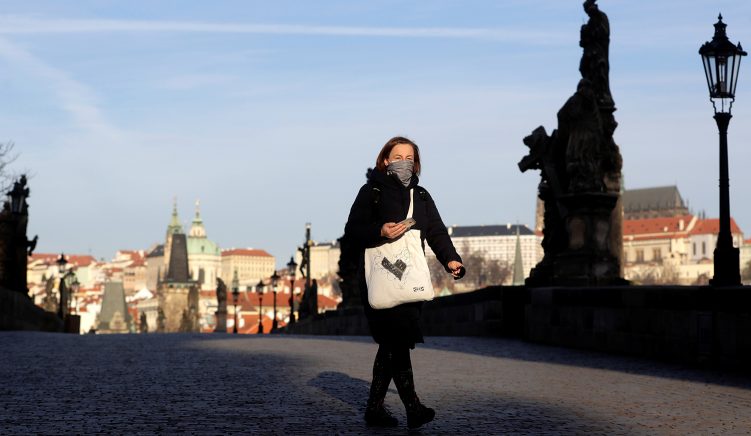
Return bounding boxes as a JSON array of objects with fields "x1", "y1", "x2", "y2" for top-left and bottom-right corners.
[
  {"x1": 292, "y1": 335, "x2": 751, "y2": 391},
  {"x1": 306, "y1": 371, "x2": 629, "y2": 435}
]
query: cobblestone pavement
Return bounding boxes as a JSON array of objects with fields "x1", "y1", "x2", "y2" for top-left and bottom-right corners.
[{"x1": 2, "y1": 332, "x2": 751, "y2": 435}]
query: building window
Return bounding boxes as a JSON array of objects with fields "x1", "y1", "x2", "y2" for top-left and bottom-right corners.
[
  {"x1": 636, "y1": 250, "x2": 644, "y2": 263},
  {"x1": 653, "y1": 248, "x2": 661, "y2": 262},
  {"x1": 693, "y1": 243, "x2": 696, "y2": 256},
  {"x1": 702, "y1": 242, "x2": 706, "y2": 256}
]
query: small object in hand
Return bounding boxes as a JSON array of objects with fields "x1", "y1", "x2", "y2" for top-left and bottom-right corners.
[
  {"x1": 399, "y1": 218, "x2": 416, "y2": 230},
  {"x1": 453, "y1": 266, "x2": 466, "y2": 280}
]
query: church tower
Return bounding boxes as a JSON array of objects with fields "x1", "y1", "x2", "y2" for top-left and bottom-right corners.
[
  {"x1": 157, "y1": 198, "x2": 199, "y2": 332},
  {"x1": 163, "y1": 198, "x2": 184, "y2": 273},
  {"x1": 186, "y1": 200, "x2": 222, "y2": 291}
]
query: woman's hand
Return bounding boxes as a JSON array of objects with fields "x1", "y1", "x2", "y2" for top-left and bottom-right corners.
[
  {"x1": 381, "y1": 222, "x2": 407, "y2": 239},
  {"x1": 447, "y1": 261, "x2": 464, "y2": 278}
]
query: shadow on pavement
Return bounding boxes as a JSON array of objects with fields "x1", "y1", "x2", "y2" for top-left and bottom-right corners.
[
  {"x1": 306, "y1": 371, "x2": 626, "y2": 434},
  {"x1": 291, "y1": 334, "x2": 751, "y2": 390}
]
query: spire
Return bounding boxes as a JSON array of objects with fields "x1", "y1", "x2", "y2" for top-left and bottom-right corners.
[
  {"x1": 189, "y1": 198, "x2": 207, "y2": 238},
  {"x1": 194, "y1": 199, "x2": 202, "y2": 221},
  {"x1": 166, "y1": 197, "x2": 184, "y2": 236},
  {"x1": 512, "y1": 226, "x2": 525, "y2": 286}
]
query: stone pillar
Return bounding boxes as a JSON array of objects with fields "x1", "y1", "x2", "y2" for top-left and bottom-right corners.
[
  {"x1": 554, "y1": 192, "x2": 623, "y2": 285},
  {"x1": 214, "y1": 309, "x2": 227, "y2": 333}
]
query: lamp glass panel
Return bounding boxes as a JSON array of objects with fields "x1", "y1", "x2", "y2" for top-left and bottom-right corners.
[
  {"x1": 702, "y1": 55, "x2": 715, "y2": 95},
  {"x1": 731, "y1": 53, "x2": 742, "y2": 96},
  {"x1": 716, "y1": 55, "x2": 728, "y2": 95}
]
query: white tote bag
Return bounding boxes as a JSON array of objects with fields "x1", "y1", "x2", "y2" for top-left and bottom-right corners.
[{"x1": 365, "y1": 189, "x2": 435, "y2": 309}]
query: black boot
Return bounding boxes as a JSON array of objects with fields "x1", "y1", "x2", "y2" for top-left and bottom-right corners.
[
  {"x1": 364, "y1": 350, "x2": 398, "y2": 427},
  {"x1": 393, "y1": 369, "x2": 435, "y2": 429},
  {"x1": 364, "y1": 398, "x2": 398, "y2": 427}
]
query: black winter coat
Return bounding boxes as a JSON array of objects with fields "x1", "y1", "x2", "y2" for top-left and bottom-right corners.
[{"x1": 344, "y1": 169, "x2": 462, "y2": 348}]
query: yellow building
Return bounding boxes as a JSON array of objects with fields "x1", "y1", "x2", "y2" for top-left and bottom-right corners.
[{"x1": 221, "y1": 249, "x2": 275, "y2": 288}]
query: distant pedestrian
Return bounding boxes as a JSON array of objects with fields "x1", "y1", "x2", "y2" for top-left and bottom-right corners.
[{"x1": 344, "y1": 136, "x2": 464, "y2": 429}]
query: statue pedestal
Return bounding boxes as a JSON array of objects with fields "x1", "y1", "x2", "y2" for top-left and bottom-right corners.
[
  {"x1": 64, "y1": 314, "x2": 81, "y2": 334},
  {"x1": 551, "y1": 192, "x2": 626, "y2": 286},
  {"x1": 214, "y1": 309, "x2": 227, "y2": 333}
]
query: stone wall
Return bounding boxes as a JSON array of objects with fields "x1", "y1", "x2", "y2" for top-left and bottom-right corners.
[
  {"x1": 287, "y1": 286, "x2": 526, "y2": 337},
  {"x1": 288, "y1": 285, "x2": 751, "y2": 368},
  {"x1": 0, "y1": 287, "x2": 62, "y2": 332},
  {"x1": 525, "y1": 286, "x2": 751, "y2": 367}
]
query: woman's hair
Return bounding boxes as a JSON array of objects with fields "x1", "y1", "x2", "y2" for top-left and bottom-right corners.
[{"x1": 375, "y1": 136, "x2": 421, "y2": 175}]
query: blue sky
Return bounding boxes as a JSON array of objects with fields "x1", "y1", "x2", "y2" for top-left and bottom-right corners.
[{"x1": 3, "y1": 0, "x2": 751, "y2": 266}]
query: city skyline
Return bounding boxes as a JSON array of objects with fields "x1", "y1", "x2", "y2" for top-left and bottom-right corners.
[{"x1": 3, "y1": 1, "x2": 751, "y2": 265}]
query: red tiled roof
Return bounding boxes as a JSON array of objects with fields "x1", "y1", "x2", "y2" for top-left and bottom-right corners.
[
  {"x1": 690, "y1": 218, "x2": 742, "y2": 236},
  {"x1": 28, "y1": 253, "x2": 97, "y2": 267},
  {"x1": 221, "y1": 249, "x2": 273, "y2": 258},
  {"x1": 623, "y1": 215, "x2": 694, "y2": 236},
  {"x1": 318, "y1": 294, "x2": 340, "y2": 309},
  {"x1": 128, "y1": 259, "x2": 146, "y2": 268}
]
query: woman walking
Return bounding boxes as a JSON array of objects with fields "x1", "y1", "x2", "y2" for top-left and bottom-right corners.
[{"x1": 344, "y1": 136, "x2": 464, "y2": 429}]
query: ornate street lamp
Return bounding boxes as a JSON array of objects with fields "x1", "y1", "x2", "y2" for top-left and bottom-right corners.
[
  {"x1": 255, "y1": 279, "x2": 265, "y2": 334},
  {"x1": 8, "y1": 177, "x2": 27, "y2": 215},
  {"x1": 700, "y1": 14, "x2": 747, "y2": 286},
  {"x1": 55, "y1": 254, "x2": 68, "y2": 319},
  {"x1": 231, "y1": 269, "x2": 239, "y2": 334},
  {"x1": 56, "y1": 253, "x2": 68, "y2": 275},
  {"x1": 287, "y1": 256, "x2": 298, "y2": 327},
  {"x1": 270, "y1": 270, "x2": 280, "y2": 332}
]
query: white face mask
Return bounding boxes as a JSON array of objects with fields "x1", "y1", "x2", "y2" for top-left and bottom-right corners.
[{"x1": 387, "y1": 160, "x2": 414, "y2": 187}]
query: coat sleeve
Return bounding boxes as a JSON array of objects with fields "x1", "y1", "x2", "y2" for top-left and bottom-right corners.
[
  {"x1": 344, "y1": 184, "x2": 386, "y2": 248},
  {"x1": 423, "y1": 190, "x2": 462, "y2": 272}
]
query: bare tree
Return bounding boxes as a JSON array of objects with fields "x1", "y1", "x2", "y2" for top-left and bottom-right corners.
[
  {"x1": 0, "y1": 142, "x2": 18, "y2": 192},
  {"x1": 483, "y1": 258, "x2": 512, "y2": 286},
  {"x1": 428, "y1": 255, "x2": 454, "y2": 293}
]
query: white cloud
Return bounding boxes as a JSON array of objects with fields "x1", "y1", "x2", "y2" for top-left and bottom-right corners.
[
  {"x1": 0, "y1": 16, "x2": 568, "y2": 45},
  {"x1": 0, "y1": 37, "x2": 125, "y2": 145}
]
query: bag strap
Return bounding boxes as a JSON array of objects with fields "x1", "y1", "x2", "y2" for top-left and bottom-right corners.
[{"x1": 407, "y1": 189, "x2": 414, "y2": 219}]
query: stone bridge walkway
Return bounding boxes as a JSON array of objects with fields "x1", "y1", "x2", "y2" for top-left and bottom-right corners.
[{"x1": 2, "y1": 332, "x2": 750, "y2": 434}]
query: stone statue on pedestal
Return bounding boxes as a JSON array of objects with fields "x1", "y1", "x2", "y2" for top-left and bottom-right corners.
[
  {"x1": 139, "y1": 312, "x2": 148, "y2": 333},
  {"x1": 156, "y1": 307, "x2": 166, "y2": 333},
  {"x1": 519, "y1": 0, "x2": 625, "y2": 286},
  {"x1": 214, "y1": 278, "x2": 228, "y2": 333}
]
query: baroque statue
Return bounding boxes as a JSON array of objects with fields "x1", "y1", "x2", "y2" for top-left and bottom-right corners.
[{"x1": 519, "y1": 0, "x2": 625, "y2": 286}]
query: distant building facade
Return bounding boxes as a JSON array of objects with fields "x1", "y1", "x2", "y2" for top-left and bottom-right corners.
[
  {"x1": 623, "y1": 214, "x2": 744, "y2": 284},
  {"x1": 145, "y1": 244, "x2": 164, "y2": 291},
  {"x1": 622, "y1": 186, "x2": 690, "y2": 220},
  {"x1": 221, "y1": 249, "x2": 275, "y2": 288},
  {"x1": 427, "y1": 224, "x2": 543, "y2": 284}
]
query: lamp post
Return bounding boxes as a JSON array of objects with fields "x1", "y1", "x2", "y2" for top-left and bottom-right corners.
[
  {"x1": 700, "y1": 14, "x2": 747, "y2": 286},
  {"x1": 270, "y1": 271, "x2": 280, "y2": 332},
  {"x1": 287, "y1": 256, "x2": 298, "y2": 327},
  {"x1": 56, "y1": 253, "x2": 68, "y2": 319},
  {"x1": 231, "y1": 269, "x2": 239, "y2": 334},
  {"x1": 255, "y1": 279, "x2": 265, "y2": 334}
]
